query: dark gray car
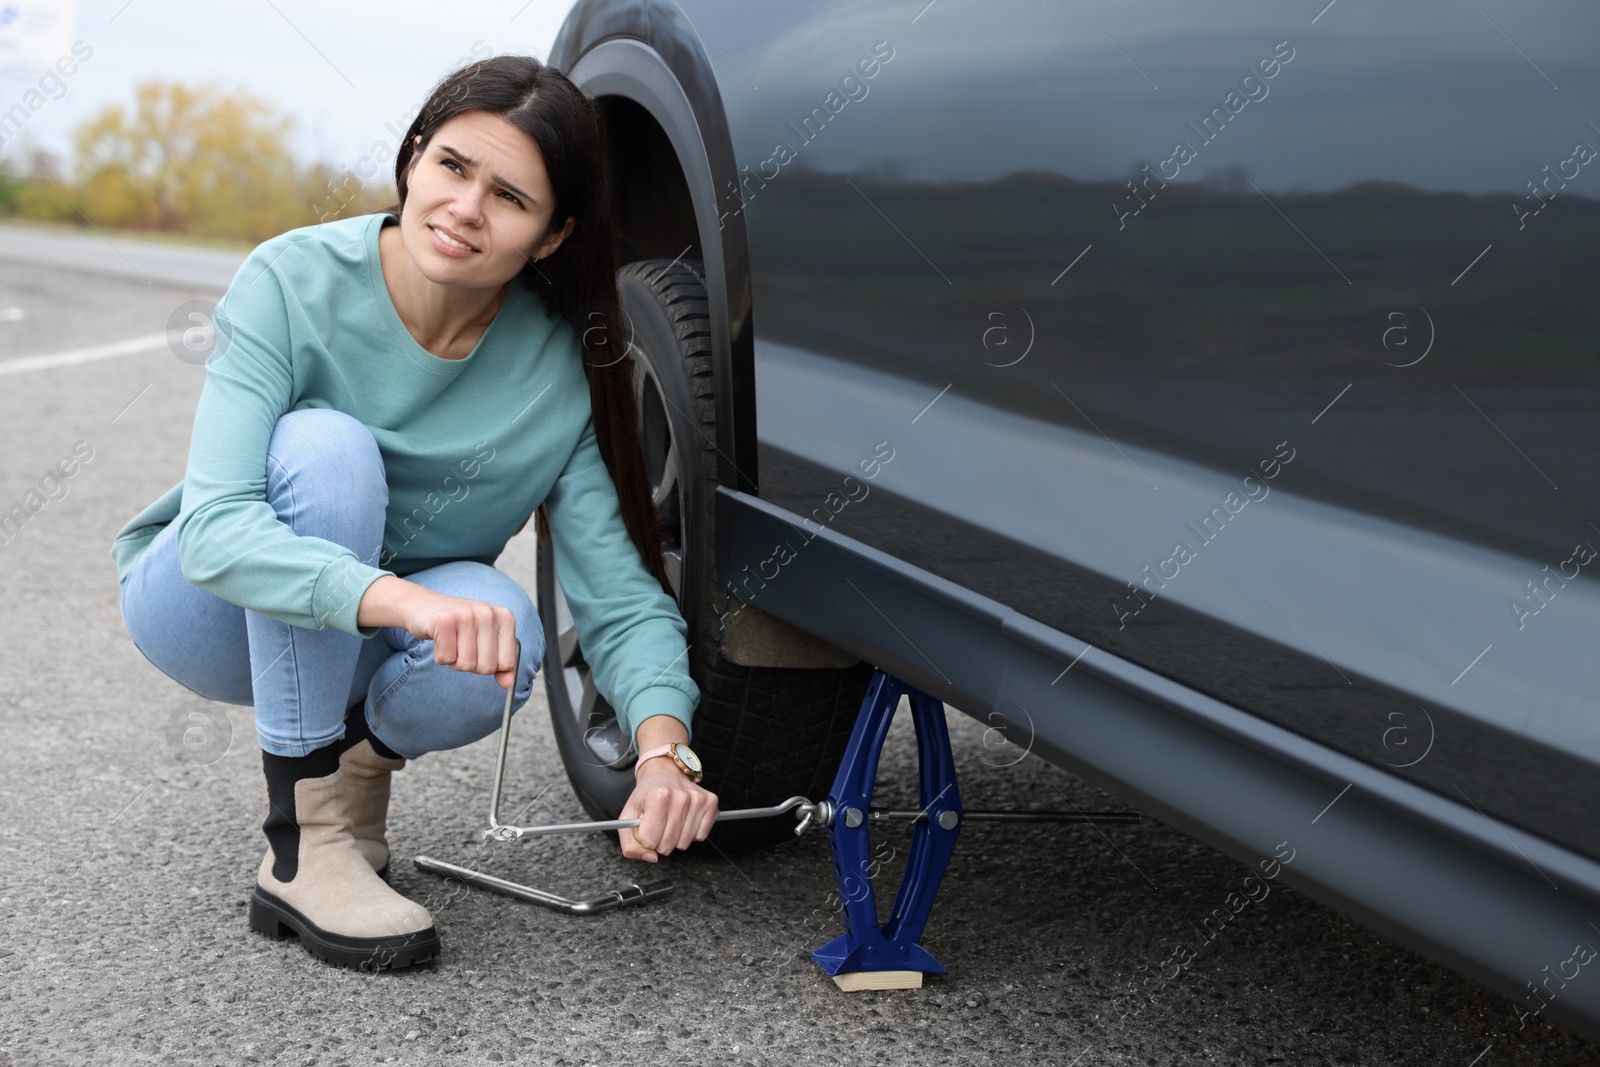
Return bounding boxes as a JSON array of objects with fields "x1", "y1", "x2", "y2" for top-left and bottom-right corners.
[{"x1": 536, "y1": 0, "x2": 1600, "y2": 1042}]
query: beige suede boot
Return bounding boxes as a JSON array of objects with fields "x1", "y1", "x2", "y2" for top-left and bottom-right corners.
[
  {"x1": 342, "y1": 739, "x2": 405, "y2": 878},
  {"x1": 338, "y1": 699, "x2": 408, "y2": 878},
  {"x1": 248, "y1": 745, "x2": 439, "y2": 969}
]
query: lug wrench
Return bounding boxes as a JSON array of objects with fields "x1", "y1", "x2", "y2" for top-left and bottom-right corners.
[{"x1": 415, "y1": 639, "x2": 1138, "y2": 921}]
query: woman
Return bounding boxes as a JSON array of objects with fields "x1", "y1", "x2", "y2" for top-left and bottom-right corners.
[{"x1": 110, "y1": 55, "x2": 718, "y2": 970}]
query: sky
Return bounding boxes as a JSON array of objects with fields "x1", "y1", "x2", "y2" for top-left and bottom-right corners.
[{"x1": 0, "y1": 0, "x2": 571, "y2": 172}]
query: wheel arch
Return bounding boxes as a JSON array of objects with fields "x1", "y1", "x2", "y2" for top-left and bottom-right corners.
[
  {"x1": 555, "y1": 21, "x2": 753, "y2": 496},
  {"x1": 556, "y1": 21, "x2": 857, "y2": 669}
]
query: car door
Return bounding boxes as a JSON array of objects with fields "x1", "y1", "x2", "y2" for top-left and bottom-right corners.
[{"x1": 683, "y1": 0, "x2": 1600, "y2": 862}]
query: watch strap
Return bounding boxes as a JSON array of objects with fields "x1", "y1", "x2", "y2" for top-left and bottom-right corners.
[{"x1": 634, "y1": 744, "x2": 676, "y2": 773}]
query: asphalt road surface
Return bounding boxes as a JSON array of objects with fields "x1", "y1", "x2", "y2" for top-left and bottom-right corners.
[{"x1": 1, "y1": 228, "x2": 1596, "y2": 1066}]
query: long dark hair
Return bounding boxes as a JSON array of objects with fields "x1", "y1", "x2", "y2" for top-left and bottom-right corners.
[{"x1": 384, "y1": 56, "x2": 672, "y2": 599}]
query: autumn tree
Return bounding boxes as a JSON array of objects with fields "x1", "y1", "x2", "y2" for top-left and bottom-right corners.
[
  {"x1": 299, "y1": 159, "x2": 395, "y2": 227},
  {"x1": 71, "y1": 80, "x2": 303, "y2": 241}
]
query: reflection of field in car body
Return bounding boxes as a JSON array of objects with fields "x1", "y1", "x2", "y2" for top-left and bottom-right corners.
[
  {"x1": 750, "y1": 172, "x2": 1598, "y2": 377},
  {"x1": 747, "y1": 168, "x2": 1600, "y2": 561}
]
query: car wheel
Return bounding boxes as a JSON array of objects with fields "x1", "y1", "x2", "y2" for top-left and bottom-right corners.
[{"x1": 539, "y1": 258, "x2": 875, "y2": 851}]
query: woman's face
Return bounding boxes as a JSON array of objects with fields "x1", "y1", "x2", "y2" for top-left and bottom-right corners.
[{"x1": 399, "y1": 109, "x2": 575, "y2": 290}]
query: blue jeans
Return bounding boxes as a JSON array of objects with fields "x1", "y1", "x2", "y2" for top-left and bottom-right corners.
[{"x1": 118, "y1": 408, "x2": 545, "y2": 759}]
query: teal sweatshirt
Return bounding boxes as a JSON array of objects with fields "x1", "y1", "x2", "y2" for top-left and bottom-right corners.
[{"x1": 110, "y1": 212, "x2": 698, "y2": 745}]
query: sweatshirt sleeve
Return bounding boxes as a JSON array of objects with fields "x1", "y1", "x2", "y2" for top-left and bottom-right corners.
[
  {"x1": 541, "y1": 414, "x2": 701, "y2": 749},
  {"x1": 171, "y1": 246, "x2": 392, "y2": 638}
]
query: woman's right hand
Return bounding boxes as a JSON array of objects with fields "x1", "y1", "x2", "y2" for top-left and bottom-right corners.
[{"x1": 360, "y1": 575, "x2": 519, "y2": 689}]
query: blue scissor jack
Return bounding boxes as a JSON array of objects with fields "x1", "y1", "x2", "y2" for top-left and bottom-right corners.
[{"x1": 810, "y1": 669, "x2": 963, "y2": 989}]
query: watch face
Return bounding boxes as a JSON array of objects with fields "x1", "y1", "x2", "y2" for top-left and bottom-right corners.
[{"x1": 674, "y1": 745, "x2": 702, "y2": 774}]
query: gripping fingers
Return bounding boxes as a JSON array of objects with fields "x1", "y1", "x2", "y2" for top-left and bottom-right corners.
[
  {"x1": 475, "y1": 604, "x2": 517, "y2": 679},
  {"x1": 617, "y1": 798, "x2": 657, "y2": 863},
  {"x1": 618, "y1": 779, "x2": 720, "y2": 861},
  {"x1": 434, "y1": 624, "x2": 457, "y2": 670},
  {"x1": 496, "y1": 605, "x2": 518, "y2": 679},
  {"x1": 636, "y1": 788, "x2": 673, "y2": 858},
  {"x1": 468, "y1": 613, "x2": 487, "y2": 676},
  {"x1": 436, "y1": 603, "x2": 517, "y2": 679},
  {"x1": 677, "y1": 792, "x2": 718, "y2": 852}
]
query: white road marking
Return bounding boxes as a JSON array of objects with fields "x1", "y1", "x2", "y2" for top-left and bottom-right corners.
[{"x1": 0, "y1": 332, "x2": 167, "y2": 376}]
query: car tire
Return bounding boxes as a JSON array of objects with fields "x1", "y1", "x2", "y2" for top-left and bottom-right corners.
[{"x1": 539, "y1": 258, "x2": 875, "y2": 851}]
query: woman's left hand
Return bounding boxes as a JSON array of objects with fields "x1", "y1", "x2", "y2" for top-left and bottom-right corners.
[{"x1": 617, "y1": 760, "x2": 719, "y2": 862}]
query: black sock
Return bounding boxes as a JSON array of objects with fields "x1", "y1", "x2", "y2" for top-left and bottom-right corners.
[
  {"x1": 340, "y1": 699, "x2": 404, "y2": 761},
  {"x1": 261, "y1": 743, "x2": 341, "y2": 883}
]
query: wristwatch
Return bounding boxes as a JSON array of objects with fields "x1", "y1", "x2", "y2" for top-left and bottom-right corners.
[{"x1": 634, "y1": 742, "x2": 703, "y2": 783}]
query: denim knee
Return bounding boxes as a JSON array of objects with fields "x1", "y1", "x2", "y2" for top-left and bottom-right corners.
[
  {"x1": 262, "y1": 408, "x2": 387, "y2": 562},
  {"x1": 266, "y1": 408, "x2": 385, "y2": 490}
]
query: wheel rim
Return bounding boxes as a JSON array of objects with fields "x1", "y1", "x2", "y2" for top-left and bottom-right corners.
[{"x1": 549, "y1": 334, "x2": 688, "y2": 770}]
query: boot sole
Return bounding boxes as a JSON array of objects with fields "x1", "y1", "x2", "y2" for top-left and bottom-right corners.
[{"x1": 248, "y1": 886, "x2": 439, "y2": 970}]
